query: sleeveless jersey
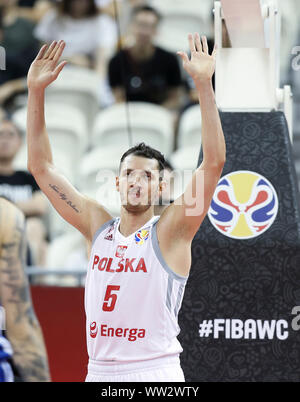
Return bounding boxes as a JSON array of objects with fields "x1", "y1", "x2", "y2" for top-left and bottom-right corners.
[{"x1": 85, "y1": 215, "x2": 188, "y2": 362}]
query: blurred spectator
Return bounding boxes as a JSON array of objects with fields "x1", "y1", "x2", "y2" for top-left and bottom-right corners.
[
  {"x1": 0, "y1": 197, "x2": 50, "y2": 382},
  {"x1": 0, "y1": 0, "x2": 40, "y2": 111},
  {"x1": 96, "y1": 0, "x2": 150, "y2": 34},
  {"x1": 16, "y1": 0, "x2": 54, "y2": 23},
  {"x1": 108, "y1": 5, "x2": 183, "y2": 110},
  {"x1": 0, "y1": 117, "x2": 48, "y2": 267},
  {"x1": 34, "y1": 0, "x2": 117, "y2": 80}
]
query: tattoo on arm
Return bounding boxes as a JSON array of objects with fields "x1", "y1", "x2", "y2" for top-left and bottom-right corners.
[
  {"x1": 0, "y1": 206, "x2": 50, "y2": 381},
  {"x1": 49, "y1": 184, "x2": 80, "y2": 213}
]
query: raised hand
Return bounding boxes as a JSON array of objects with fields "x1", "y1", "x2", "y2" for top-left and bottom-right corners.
[
  {"x1": 27, "y1": 40, "x2": 68, "y2": 90},
  {"x1": 177, "y1": 33, "x2": 217, "y2": 83}
]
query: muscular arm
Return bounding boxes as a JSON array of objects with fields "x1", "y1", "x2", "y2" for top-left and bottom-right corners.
[
  {"x1": 0, "y1": 199, "x2": 50, "y2": 381},
  {"x1": 27, "y1": 41, "x2": 112, "y2": 241},
  {"x1": 157, "y1": 35, "x2": 226, "y2": 277}
]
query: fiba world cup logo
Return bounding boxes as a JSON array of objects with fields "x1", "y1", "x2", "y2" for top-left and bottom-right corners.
[{"x1": 208, "y1": 171, "x2": 279, "y2": 240}]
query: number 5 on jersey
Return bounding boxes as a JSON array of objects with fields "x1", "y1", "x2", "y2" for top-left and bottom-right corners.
[{"x1": 102, "y1": 285, "x2": 120, "y2": 312}]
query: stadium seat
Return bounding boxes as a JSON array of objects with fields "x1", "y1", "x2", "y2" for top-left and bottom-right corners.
[
  {"x1": 82, "y1": 186, "x2": 121, "y2": 218},
  {"x1": 14, "y1": 145, "x2": 75, "y2": 184},
  {"x1": 47, "y1": 202, "x2": 76, "y2": 240},
  {"x1": 79, "y1": 145, "x2": 127, "y2": 176},
  {"x1": 79, "y1": 146, "x2": 123, "y2": 217},
  {"x1": 44, "y1": 65, "x2": 102, "y2": 131},
  {"x1": 151, "y1": 0, "x2": 213, "y2": 53},
  {"x1": 45, "y1": 231, "x2": 87, "y2": 286},
  {"x1": 12, "y1": 103, "x2": 88, "y2": 174},
  {"x1": 46, "y1": 231, "x2": 86, "y2": 269},
  {"x1": 169, "y1": 145, "x2": 201, "y2": 171},
  {"x1": 177, "y1": 104, "x2": 202, "y2": 149},
  {"x1": 90, "y1": 102, "x2": 175, "y2": 156}
]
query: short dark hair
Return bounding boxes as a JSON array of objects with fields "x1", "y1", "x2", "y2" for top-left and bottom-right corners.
[
  {"x1": 164, "y1": 159, "x2": 174, "y2": 172},
  {"x1": 131, "y1": 5, "x2": 162, "y2": 23},
  {"x1": 120, "y1": 142, "x2": 165, "y2": 179},
  {"x1": 58, "y1": 0, "x2": 98, "y2": 18}
]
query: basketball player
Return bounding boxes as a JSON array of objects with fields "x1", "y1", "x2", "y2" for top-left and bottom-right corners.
[
  {"x1": 0, "y1": 197, "x2": 50, "y2": 382},
  {"x1": 26, "y1": 34, "x2": 225, "y2": 381}
]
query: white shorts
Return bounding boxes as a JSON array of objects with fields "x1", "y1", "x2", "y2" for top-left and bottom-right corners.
[{"x1": 85, "y1": 355, "x2": 185, "y2": 382}]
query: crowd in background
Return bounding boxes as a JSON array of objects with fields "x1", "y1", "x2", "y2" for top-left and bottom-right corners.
[{"x1": 0, "y1": 0, "x2": 300, "y2": 279}]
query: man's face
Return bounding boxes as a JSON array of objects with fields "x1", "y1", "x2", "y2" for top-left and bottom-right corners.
[
  {"x1": 0, "y1": 121, "x2": 22, "y2": 162},
  {"x1": 116, "y1": 154, "x2": 164, "y2": 214},
  {"x1": 131, "y1": 11, "x2": 159, "y2": 47},
  {"x1": 69, "y1": 0, "x2": 91, "y2": 18}
]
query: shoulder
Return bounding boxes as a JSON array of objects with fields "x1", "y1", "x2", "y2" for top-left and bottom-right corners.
[
  {"x1": 109, "y1": 49, "x2": 125, "y2": 64},
  {"x1": 155, "y1": 46, "x2": 178, "y2": 60},
  {"x1": 84, "y1": 195, "x2": 114, "y2": 241},
  {"x1": 37, "y1": 9, "x2": 58, "y2": 25}
]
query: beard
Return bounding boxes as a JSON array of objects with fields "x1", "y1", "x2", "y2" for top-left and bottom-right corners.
[
  {"x1": 122, "y1": 203, "x2": 152, "y2": 215},
  {"x1": 121, "y1": 190, "x2": 154, "y2": 214}
]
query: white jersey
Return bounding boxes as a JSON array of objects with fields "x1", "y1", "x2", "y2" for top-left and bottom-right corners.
[{"x1": 85, "y1": 215, "x2": 188, "y2": 363}]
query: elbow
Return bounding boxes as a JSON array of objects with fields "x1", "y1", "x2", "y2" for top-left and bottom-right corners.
[
  {"x1": 219, "y1": 155, "x2": 226, "y2": 168},
  {"x1": 27, "y1": 163, "x2": 40, "y2": 178},
  {"x1": 203, "y1": 156, "x2": 226, "y2": 171},
  {"x1": 27, "y1": 162, "x2": 49, "y2": 178}
]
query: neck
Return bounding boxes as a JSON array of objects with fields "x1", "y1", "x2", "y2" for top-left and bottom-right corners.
[
  {"x1": 0, "y1": 160, "x2": 14, "y2": 175},
  {"x1": 129, "y1": 43, "x2": 155, "y2": 61},
  {"x1": 119, "y1": 206, "x2": 154, "y2": 237}
]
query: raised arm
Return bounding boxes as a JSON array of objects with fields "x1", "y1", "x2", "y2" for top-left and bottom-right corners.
[
  {"x1": 27, "y1": 41, "x2": 112, "y2": 241},
  {"x1": 0, "y1": 199, "x2": 50, "y2": 381},
  {"x1": 157, "y1": 34, "x2": 226, "y2": 274}
]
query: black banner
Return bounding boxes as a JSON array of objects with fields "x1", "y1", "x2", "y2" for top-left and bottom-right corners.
[{"x1": 179, "y1": 111, "x2": 300, "y2": 381}]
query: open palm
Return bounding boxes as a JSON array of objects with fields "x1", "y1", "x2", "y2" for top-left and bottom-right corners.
[
  {"x1": 178, "y1": 34, "x2": 217, "y2": 82},
  {"x1": 27, "y1": 40, "x2": 68, "y2": 90}
]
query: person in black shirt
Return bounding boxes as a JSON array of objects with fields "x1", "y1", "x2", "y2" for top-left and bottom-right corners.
[
  {"x1": 108, "y1": 5, "x2": 183, "y2": 110},
  {"x1": 0, "y1": 117, "x2": 48, "y2": 266}
]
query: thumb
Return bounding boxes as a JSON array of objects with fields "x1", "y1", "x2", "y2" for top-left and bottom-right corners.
[
  {"x1": 177, "y1": 51, "x2": 189, "y2": 65},
  {"x1": 53, "y1": 60, "x2": 68, "y2": 80}
]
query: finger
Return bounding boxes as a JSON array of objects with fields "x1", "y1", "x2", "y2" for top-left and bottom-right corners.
[
  {"x1": 35, "y1": 44, "x2": 48, "y2": 61},
  {"x1": 177, "y1": 51, "x2": 189, "y2": 64},
  {"x1": 188, "y1": 33, "x2": 196, "y2": 53},
  {"x1": 53, "y1": 60, "x2": 68, "y2": 79},
  {"x1": 202, "y1": 36, "x2": 209, "y2": 54},
  {"x1": 44, "y1": 41, "x2": 57, "y2": 59},
  {"x1": 212, "y1": 43, "x2": 218, "y2": 59},
  {"x1": 52, "y1": 41, "x2": 66, "y2": 63},
  {"x1": 194, "y1": 33, "x2": 203, "y2": 53},
  {"x1": 48, "y1": 40, "x2": 63, "y2": 60}
]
